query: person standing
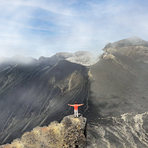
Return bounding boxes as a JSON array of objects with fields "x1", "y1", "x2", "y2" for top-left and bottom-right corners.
[{"x1": 68, "y1": 102, "x2": 84, "y2": 118}]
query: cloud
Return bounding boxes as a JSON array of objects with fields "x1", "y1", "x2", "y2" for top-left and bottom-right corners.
[{"x1": 0, "y1": 0, "x2": 148, "y2": 58}]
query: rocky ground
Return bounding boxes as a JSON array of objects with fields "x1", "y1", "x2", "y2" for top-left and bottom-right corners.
[{"x1": 0, "y1": 115, "x2": 87, "y2": 148}]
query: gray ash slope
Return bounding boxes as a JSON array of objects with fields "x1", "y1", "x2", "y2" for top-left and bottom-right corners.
[
  {"x1": 1, "y1": 37, "x2": 148, "y2": 147},
  {"x1": 87, "y1": 52, "x2": 148, "y2": 118},
  {"x1": 86, "y1": 53, "x2": 148, "y2": 147},
  {"x1": 85, "y1": 37, "x2": 148, "y2": 148},
  {"x1": 0, "y1": 58, "x2": 89, "y2": 145}
]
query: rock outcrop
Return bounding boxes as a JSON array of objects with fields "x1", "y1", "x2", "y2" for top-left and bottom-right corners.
[{"x1": 0, "y1": 115, "x2": 87, "y2": 148}]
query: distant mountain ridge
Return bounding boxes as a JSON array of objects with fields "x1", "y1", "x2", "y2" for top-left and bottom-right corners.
[
  {"x1": 104, "y1": 36, "x2": 148, "y2": 48},
  {"x1": 103, "y1": 36, "x2": 148, "y2": 63},
  {"x1": 39, "y1": 51, "x2": 97, "y2": 66},
  {"x1": 0, "y1": 51, "x2": 97, "y2": 67}
]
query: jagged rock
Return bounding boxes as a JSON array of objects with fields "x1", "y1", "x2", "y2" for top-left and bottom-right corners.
[{"x1": 0, "y1": 115, "x2": 87, "y2": 148}]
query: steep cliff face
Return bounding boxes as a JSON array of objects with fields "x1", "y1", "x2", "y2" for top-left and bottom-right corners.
[{"x1": 0, "y1": 115, "x2": 87, "y2": 148}]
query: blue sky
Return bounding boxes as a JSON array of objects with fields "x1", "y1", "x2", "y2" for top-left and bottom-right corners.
[{"x1": 0, "y1": 0, "x2": 148, "y2": 58}]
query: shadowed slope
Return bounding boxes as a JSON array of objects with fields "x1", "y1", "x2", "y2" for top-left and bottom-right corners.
[{"x1": 0, "y1": 60, "x2": 89, "y2": 145}]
